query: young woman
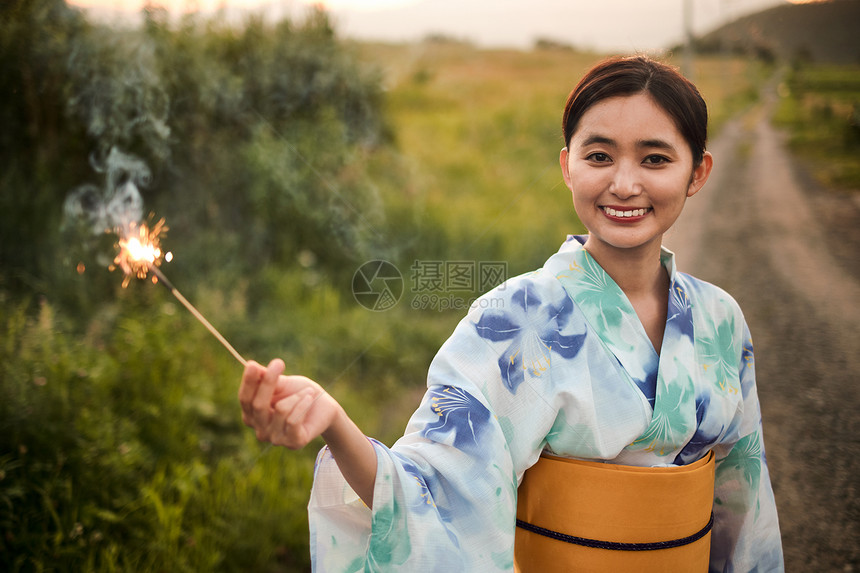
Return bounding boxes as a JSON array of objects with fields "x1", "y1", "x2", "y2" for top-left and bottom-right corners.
[{"x1": 238, "y1": 55, "x2": 784, "y2": 572}]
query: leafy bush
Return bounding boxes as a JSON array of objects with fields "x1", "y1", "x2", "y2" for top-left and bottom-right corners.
[
  {"x1": 0, "y1": 0, "x2": 391, "y2": 305},
  {"x1": 0, "y1": 294, "x2": 323, "y2": 571},
  {"x1": 0, "y1": 1, "x2": 396, "y2": 570}
]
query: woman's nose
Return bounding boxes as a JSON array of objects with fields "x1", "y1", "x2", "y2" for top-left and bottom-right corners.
[{"x1": 608, "y1": 163, "x2": 643, "y2": 198}]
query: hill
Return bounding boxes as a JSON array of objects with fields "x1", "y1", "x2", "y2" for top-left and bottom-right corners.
[{"x1": 696, "y1": 0, "x2": 860, "y2": 64}]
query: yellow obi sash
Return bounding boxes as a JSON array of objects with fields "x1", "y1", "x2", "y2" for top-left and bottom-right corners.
[{"x1": 514, "y1": 450, "x2": 715, "y2": 573}]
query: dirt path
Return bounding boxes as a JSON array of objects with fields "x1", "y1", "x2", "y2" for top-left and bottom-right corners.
[{"x1": 664, "y1": 80, "x2": 860, "y2": 572}]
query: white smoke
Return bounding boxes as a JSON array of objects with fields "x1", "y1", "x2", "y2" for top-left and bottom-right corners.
[{"x1": 63, "y1": 146, "x2": 150, "y2": 236}]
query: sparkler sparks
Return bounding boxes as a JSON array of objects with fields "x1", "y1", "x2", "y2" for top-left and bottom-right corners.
[
  {"x1": 112, "y1": 218, "x2": 247, "y2": 366},
  {"x1": 112, "y1": 218, "x2": 168, "y2": 287}
]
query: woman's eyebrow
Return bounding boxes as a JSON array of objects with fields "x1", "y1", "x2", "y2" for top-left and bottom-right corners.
[
  {"x1": 637, "y1": 138, "x2": 677, "y2": 151},
  {"x1": 581, "y1": 134, "x2": 615, "y2": 147},
  {"x1": 579, "y1": 135, "x2": 677, "y2": 152}
]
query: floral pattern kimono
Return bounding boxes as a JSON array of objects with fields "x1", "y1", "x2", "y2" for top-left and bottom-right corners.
[{"x1": 308, "y1": 235, "x2": 784, "y2": 572}]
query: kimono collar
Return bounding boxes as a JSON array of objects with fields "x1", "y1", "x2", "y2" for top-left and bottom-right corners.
[
  {"x1": 548, "y1": 235, "x2": 698, "y2": 460},
  {"x1": 556, "y1": 235, "x2": 679, "y2": 283}
]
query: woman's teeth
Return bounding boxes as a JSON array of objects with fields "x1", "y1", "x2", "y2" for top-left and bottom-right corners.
[{"x1": 602, "y1": 207, "x2": 650, "y2": 217}]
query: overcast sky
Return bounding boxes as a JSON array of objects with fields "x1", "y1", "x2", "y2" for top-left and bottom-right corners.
[
  {"x1": 72, "y1": 0, "x2": 792, "y2": 52},
  {"x1": 320, "y1": 0, "x2": 790, "y2": 52}
]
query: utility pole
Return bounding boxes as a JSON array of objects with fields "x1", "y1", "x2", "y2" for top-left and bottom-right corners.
[{"x1": 682, "y1": 0, "x2": 695, "y2": 81}]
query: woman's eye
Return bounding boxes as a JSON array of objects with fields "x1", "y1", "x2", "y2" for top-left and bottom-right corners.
[
  {"x1": 587, "y1": 152, "x2": 610, "y2": 163},
  {"x1": 643, "y1": 155, "x2": 670, "y2": 165}
]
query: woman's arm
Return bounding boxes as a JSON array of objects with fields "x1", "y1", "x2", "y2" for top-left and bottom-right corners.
[{"x1": 239, "y1": 359, "x2": 377, "y2": 507}]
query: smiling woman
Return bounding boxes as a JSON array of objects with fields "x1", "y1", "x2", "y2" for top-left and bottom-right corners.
[{"x1": 238, "y1": 54, "x2": 784, "y2": 573}]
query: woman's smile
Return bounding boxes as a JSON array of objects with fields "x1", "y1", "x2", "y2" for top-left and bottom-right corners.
[{"x1": 600, "y1": 205, "x2": 653, "y2": 220}]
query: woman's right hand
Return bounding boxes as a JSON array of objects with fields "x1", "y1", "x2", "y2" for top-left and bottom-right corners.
[
  {"x1": 238, "y1": 358, "x2": 340, "y2": 450},
  {"x1": 238, "y1": 358, "x2": 378, "y2": 506}
]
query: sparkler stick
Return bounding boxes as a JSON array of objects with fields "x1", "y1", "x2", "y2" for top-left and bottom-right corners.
[
  {"x1": 149, "y1": 265, "x2": 247, "y2": 367},
  {"x1": 113, "y1": 218, "x2": 247, "y2": 367}
]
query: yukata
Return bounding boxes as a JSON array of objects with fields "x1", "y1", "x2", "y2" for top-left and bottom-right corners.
[{"x1": 309, "y1": 235, "x2": 784, "y2": 572}]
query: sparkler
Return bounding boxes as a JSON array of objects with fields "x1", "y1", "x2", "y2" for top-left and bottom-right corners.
[{"x1": 112, "y1": 219, "x2": 247, "y2": 367}]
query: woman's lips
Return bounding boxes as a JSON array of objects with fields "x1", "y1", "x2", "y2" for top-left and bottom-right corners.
[{"x1": 600, "y1": 206, "x2": 652, "y2": 220}]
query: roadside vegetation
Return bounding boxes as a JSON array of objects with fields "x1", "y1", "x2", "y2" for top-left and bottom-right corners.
[
  {"x1": 774, "y1": 62, "x2": 860, "y2": 191},
  {"x1": 0, "y1": 1, "x2": 766, "y2": 570}
]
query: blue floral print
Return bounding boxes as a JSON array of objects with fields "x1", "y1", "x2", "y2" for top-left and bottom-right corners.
[
  {"x1": 421, "y1": 386, "x2": 491, "y2": 455},
  {"x1": 474, "y1": 283, "x2": 586, "y2": 393}
]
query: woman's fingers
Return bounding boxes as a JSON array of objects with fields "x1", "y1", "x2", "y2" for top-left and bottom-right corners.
[
  {"x1": 252, "y1": 358, "x2": 285, "y2": 413},
  {"x1": 284, "y1": 390, "x2": 316, "y2": 426},
  {"x1": 272, "y1": 389, "x2": 320, "y2": 448},
  {"x1": 239, "y1": 358, "x2": 287, "y2": 436},
  {"x1": 238, "y1": 360, "x2": 333, "y2": 448},
  {"x1": 238, "y1": 360, "x2": 266, "y2": 424}
]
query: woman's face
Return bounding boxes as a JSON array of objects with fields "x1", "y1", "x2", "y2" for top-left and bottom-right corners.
[{"x1": 560, "y1": 93, "x2": 712, "y2": 259}]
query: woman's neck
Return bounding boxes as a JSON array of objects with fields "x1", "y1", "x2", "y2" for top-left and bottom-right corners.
[
  {"x1": 582, "y1": 238, "x2": 666, "y2": 297},
  {"x1": 583, "y1": 237, "x2": 670, "y2": 353}
]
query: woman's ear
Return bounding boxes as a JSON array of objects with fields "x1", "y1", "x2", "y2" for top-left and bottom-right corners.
[
  {"x1": 687, "y1": 151, "x2": 714, "y2": 198},
  {"x1": 559, "y1": 147, "x2": 573, "y2": 191}
]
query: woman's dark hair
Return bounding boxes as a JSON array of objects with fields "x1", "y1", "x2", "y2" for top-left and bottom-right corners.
[{"x1": 562, "y1": 55, "x2": 708, "y2": 166}]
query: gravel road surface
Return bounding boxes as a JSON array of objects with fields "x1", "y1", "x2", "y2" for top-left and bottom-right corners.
[{"x1": 664, "y1": 82, "x2": 860, "y2": 572}]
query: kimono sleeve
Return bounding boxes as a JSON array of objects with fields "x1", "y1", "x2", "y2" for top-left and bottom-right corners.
[
  {"x1": 709, "y1": 319, "x2": 784, "y2": 572},
  {"x1": 308, "y1": 273, "x2": 572, "y2": 571}
]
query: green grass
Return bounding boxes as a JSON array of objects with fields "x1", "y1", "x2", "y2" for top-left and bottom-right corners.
[
  {"x1": 0, "y1": 294, "x2": 319, "y2": 571},
  {"x1": 357, "y1": 43, "x2": 594, "y2": 275},
  {"x1": 774, "y1": 62, "x2": 860, "y2": 190},
  {"x1": 692, "y1": 57, "x2": 772, "y2": 133}
]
